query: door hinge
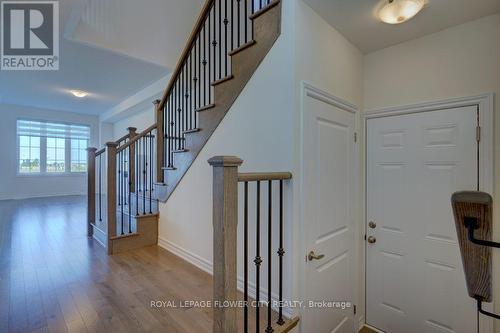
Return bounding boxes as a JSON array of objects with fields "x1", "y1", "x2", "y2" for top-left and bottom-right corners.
[
  {"x1": 354, "y1": 132, "x2": 358, "y2": 142},
  {"x1": 476, "y1": 126, "x2": 481, "y2": 142},
  {"x1": 354, "y1": 305, "x2": 357, "y2": 315}
]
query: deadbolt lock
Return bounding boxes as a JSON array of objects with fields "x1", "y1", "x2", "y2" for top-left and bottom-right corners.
[
  {"x1": 367, "y1": 236, "x2": 376, "y2": 244},
  {"x1": 369, "y1": 221, "x2": 377, "y2": 229}
]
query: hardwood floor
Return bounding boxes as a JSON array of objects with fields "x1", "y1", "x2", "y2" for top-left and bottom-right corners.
[{"x1": 0, "y1": 196, "x2": 288, "y2": 333}]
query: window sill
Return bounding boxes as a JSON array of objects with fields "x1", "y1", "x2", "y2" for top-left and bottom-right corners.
[{"x1": 16, "y1": 172, "x2": 87, "y2": 178}]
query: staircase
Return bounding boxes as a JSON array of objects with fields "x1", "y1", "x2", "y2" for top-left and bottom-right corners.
[{"x1": 86, "y1": 0, "x2": 298, "y2": 332}]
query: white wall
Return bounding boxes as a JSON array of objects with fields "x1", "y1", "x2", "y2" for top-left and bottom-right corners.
[
  {"x1": 363, "y1": 13, "x2": 500, "y2": 331},
  {"x1": 112, "y1": 107, "x2": 155, "y2": 140},
  {"x1": 0, "y1": 104, "x2": 99, "y2": 200},
  {"x1": 292, "y1": 0, "x2": 365, "y2": 328}
]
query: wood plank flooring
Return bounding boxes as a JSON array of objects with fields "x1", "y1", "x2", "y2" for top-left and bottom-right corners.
[{"x1": 0, "y1": 196, "x2": 289, "y2": 333}]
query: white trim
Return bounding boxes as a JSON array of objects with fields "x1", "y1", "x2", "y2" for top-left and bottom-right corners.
[
  {"x1": 363, "y1": 93, "x2": 495, "y2": 333},
  {"x1": 364, "y1": 93, "x2": 494, "y2": 119},
  {"x1": 0, "y1": 192, "x2": 85, "y2": 201},
  {"x1": 362, "y1": 324, "x2": 385, "y2": 333},
  {"x1": 299, "y1": 81, "x2": 361, "y2": 332},
  {"x1": 157, "y1": 237, "x2": 295, "y2": 318},
  {"x1": 158, "y1": 237, "x2": 213, "y2": 274}
]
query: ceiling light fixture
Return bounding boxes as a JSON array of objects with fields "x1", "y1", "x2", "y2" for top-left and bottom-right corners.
[
  {"x1": 70, "y1": 90, "x2": 89, "y2": 98},
  {"x1": 377, "y1": 0, "x2": 425, "y2": 24}
]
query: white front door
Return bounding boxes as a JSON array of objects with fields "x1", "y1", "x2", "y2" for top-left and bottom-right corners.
[
  {"x1": 366, "y1": 106, "x2": 478, "y2": 333},
  {"x1": 301, "y1": 89, "x2": 357, "y2": 333}
]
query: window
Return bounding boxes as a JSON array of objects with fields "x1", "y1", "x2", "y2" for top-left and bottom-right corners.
[
  {"x1": 71, "y1": 139, "x2": 88, "y2": 172},
  {"x1": 47, "y1": 137, "x2": 66, "y2": 172},
  {"x1": 18, "y1": 135, "x2": 40, "y2": 173},
  {"x1": 17, "y1": 120, "x2": 90, "y2": 174}
]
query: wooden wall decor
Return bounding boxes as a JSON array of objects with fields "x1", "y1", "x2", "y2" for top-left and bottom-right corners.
[{"x1": 451, "y1": 191, "x2": 492, "y2": 302}]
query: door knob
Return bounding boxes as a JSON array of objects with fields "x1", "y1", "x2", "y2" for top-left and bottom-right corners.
[
  {"x1": 368, "y1": 221, "x2": 376, "y2": 229},
  {"x1": 367, "y1": 236, "x2": 376, "y2": 244},
  {"x1": 308, "y1": 251, "x2": 325, "y2": 261}
]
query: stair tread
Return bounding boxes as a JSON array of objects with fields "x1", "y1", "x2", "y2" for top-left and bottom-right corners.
[
  {"x1": 211, "y1": 75, "x2": 234, "y2": 86},
  {"x1": 184, "y1": 128, "x2": 201, "y2": 134},
  {"x1": 109, "y1": 232, "x2": 141, "y2": 241},
  {"x1": 195, "y1": 104, "x2": 215, "y2": 112},
  {"x1": 162, "y1": 166, "x2": 177, "y2": 170},
  {"x1": 173, "y1": 149, "x2": 189, "y2": 153},
  {"x1": 229, "y1": 40, "x2": 257, "y2": 56},
  {"x1": 250, "y1": 0, "x2": 281, "y2": 20}
]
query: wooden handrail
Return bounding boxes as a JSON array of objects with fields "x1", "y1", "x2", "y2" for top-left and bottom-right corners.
[
  {"x1": 95, "y1": 148, "x2": 105, "y2": 156},
  {"x1": 158, "y1": 0, "x2": 215, "y2": 110},
  {"x1": 116, "y1": 133, "x2": 130, "y2": 145},
  {"x1": 116, "y1": 123, "x2": 158, "y2": 153},
  {"x1": 238, "y1": 172, "x2": 292, "y2": 182}
]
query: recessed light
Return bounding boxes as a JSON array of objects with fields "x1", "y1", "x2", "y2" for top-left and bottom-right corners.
[
  {"x1": 377, "y1": 0, "x2": 425, "y2": 24},
  {"x1": 70, "y1": 90, "x2": 89, "y2": 98}
]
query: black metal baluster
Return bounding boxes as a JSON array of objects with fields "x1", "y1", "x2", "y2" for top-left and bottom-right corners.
[
  {"x1": 120, "y1": 151, "x2": 124, "y2": 235},
  {"x1": 255, "y1": 180, "x2": 262, "y2": 333},
  {"x1": 237, "y1": 0, "x2": 241, "y2": 47},
  {"x1": 124, "y1": 150, "x2": 127, "y2": 206},
  {"x1": 251, "y1": 0, "x2": 254, "y2": 40},
  {"x1": 169, "y1": 95, "x2": 174, "y2": 167},
  {"x1": 128, "y1": 147, "x2": 132, "y2": 233},
  {"x1": 245, "y1": 0, "x2": 248, "y2": 43},
  {"x1": 176, "y1": 79, "x2": 181, "y2": 151},
  {"x1": 218, "y1": 0, "x2": 222, "y2": 79},
  {"x1": 189, "y1": 52, "x2": 193, "y2": 130},
  {"x1": 143, "y1": 137, "x2": 146, "y2": 215},
  {"x1": 118, "y1": 150, "x2": 121, "y2": 207},
  {"x1": 193, "y1": 41, "x2": 198, "y2": 121},
  {"x1": 164, "y1": 104, "x2": 167, "y2": 169},
  {"x1": 213, "y1": 1, "x2": 217, "y2": 82},
  {"x1": 224, "y1": 0, "x2": 228, "y2": 76},
  {"x1": 259, "y1": 0, "x2": 262, "y2": 11},
  {"x1": 99, "y1": 154, "x2": 102, "y2": 221},
  {"x1": 277, "y1": 180, "x2": 285, "y2": 325},
  {"x1": 149, "y1": 132, "x2": 153, "y2": 214},
  {"x1": 136, "y1": 141, "x2": 139, "y2": 216},
  {"x1": 181, "y1": 66, "x2": 185, "y2": 149},
  {"x1": 231, "y1": 0, "x2": 234, "y2": 51},
  {"x1": 198, "y1": 27, "x2": 202, "y2": 124},
  {"x1": 244, "y1": 181, "x2": 249, "y2": 333},
  {"x1": 207, "y1": 11, "x2": 211, "y2": 105},
  {"x1": 266, "y1": 180, "x2": 273, "y2": 333}
]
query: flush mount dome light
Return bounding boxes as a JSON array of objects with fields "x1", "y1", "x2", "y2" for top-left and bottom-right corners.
[
  {"x1": 378, "y1": 0, "x2": 425, "y2": 24},
  {"x1": 70, "y1": 90, "x2": 89, "y2": 98}
]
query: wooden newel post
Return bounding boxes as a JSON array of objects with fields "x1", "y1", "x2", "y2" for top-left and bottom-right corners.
[
  {"x1": 106, "y1": 142, "x2": 118, "y2": 255},
  {"x1": 86, "y1": 147, "x2": 97, "y2": 238},
  {"x1": 127, "y1": 127, "x2": 137, "y2": 192},
  {"x1": 208, "y1": 156, "x2": 243, "y2": 333},
  {"x1": 155, "y1": 99, "x2": 164, "y2": 183}
]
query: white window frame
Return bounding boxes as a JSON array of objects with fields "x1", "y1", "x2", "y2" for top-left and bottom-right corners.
[{"x1": 16, "y1": 119, "x2": 90, "y2": 176}]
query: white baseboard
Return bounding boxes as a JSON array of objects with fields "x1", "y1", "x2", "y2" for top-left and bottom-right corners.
[
  {"x1": 0, "y1": 192, "x2": 85, "y2": 201},
  {"x1": 157, "y1": 237, "x2": 213, "y2": 274},
  {"x1": 157, "y1": 236, "x2": 294, "y2": 319},
  {"x1": 362, "y1": 324, "x2": 384, "y2": 333}
]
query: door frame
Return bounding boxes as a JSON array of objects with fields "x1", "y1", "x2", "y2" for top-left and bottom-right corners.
[
  {"x1": 298, "y1": 81, "x2": 362, "y2": 332},
  {"x1": 363, "y1": 93, "x2": 494, "y2": 333}
]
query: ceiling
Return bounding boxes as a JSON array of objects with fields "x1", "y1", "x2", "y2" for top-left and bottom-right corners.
[
  {"x1": 0, "y1": 0, "x2": 203, "y2": 116},
  {"x1": 302, "y1": 0, "x2": 500, "y2": 53}
]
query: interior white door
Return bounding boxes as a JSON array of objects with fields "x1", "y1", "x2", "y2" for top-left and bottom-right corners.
[
  {"x1": 302, "y1": 92, "x2": 356, "y2": 333},
  {"x1": 366, "y1": 106, "x2": 478, "y2": 333}
]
